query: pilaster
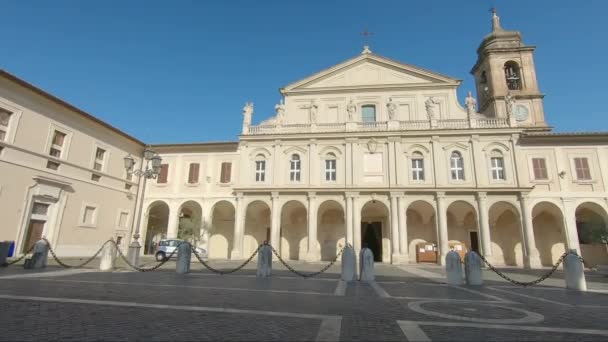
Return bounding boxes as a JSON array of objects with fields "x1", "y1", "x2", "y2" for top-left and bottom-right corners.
[
  {"x1": 435, "y1": 192, "x2": 448, "y2": 265},
  {"x1": 519, "y1": 193, "x2": 541, "y2": 268},
  {"x1": 306, "y1": 192, "x2": 320, "y2": 261},
  {"x1": 231, "y1": 193, "x2": 245, "y2": 259},
  {"x1": 476, "y1": 192, "x2": 492, "y2": 261}
]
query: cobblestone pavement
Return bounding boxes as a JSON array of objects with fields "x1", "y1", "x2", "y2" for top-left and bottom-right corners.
[{"x1": 1, "y1": 258, "x2": 607, "y2": 341}]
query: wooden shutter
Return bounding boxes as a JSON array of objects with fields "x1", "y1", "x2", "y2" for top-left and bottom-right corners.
[
  {"x1": 220, "y1": 162, "x2": 231, "y2": 183},
  {"x1": 532, "y1": 158, "x2": 547, "y2": 180},
  {"x1": 157, "y1": 164, "x2": 168, "y2": 183},
  {"x1": 575, "y1": 158, "x2": 590, "y2": 180},
  {"x1": 188, "y1": 163, "x2": 200, "y2": 183}
]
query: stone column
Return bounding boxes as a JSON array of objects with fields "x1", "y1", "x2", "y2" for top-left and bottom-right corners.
[
  {"x1": 397, "y1": 196, "x2": 408, "y2": 263},
  {"x1": 167, "y1": 202, "x2": 180, "y2": 239},
  {"x1": 390, "y1": 192, "x2": 400, "y2": 263},
  {"x1": 561, "y1": 198, "x2": 582, "y2": 254},
  {"x1": 231, "y1": 194, "x2": 245, "y2": 259},
  {"x1": 271, "y1": 192, "x2": 281, "y2": 252},
  {"x1": 476, "y1": 192, "x2": 492, "y2": 260},
  {"x1": 309, "y1": 140, "x2": 318, "y2": 185},
  {"x1": 306, "y1": 192, "x2": 319, "y2": 261},
  {"x1": 353, "y1": 196, "x2": 361, "y2": 252},
  {"x1": 519, "y1": 194, "x2": 541, "y2": 268},
  {"x1": 435, "y1": 192, "x2": 449, "y2": 265},
  {"x1": 345, "y1": 194, "x2": 354, "y2": 246}
]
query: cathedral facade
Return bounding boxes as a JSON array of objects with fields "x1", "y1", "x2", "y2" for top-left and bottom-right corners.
[{"x1": 1, "y1": 11, "x2": 607, "y2": 268}]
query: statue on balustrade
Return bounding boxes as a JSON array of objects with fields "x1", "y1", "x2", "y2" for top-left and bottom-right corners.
[
  {"x1": 242, "y1": 102, "x2": 254, "y2": 127},
  {"x1": 425, "y1": 96, "x2": 440, "y2": 119},
  {"x1": 465, "y1": 91, "x2": 477, "y2": 118},
  {"x1": 386, "y1": 97, "x2": 398, "y2": 120},
  {"x1": 347, "y1": 99, "x2": 356, "y2": 121},
  {"x1": 274, "y1": 99, "x2": 285, "y2": 125}
]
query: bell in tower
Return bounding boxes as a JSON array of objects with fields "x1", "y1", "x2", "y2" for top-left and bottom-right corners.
[{"x1": 470, "y1": 8, "x2": 547, "y2": 128}]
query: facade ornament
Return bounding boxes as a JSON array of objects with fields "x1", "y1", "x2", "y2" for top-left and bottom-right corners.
[
  {"x1": 425, "y1": 96, "x2": 440, "y2": 119},
  {"x1": 465, "y1": 91, "x2": 477, "y2": 118},
  {"x1": 367, "y1": 139, "x2": 378, "y2": 153},
  {"x1": 274, "y1": 99, "x2": 285, "y2": 125},
  {"x1": 505, "y1": 92, "x2": 514, "y2": 119},
  {"x1": 386, "y1": 97, "x2": 398, "y2": 120},
  {"x1": 242, "y1": 102, "x2": 254, "y2": 127},
  {"x1": 347, "y1": 98, "x2": 357, "y2": 121},
  {"x1": 491, "y1": 8, "x2": 503, "y2": 32},
  {"x1": 306, "y1": 100, "x2": 318, "y2": 124}
]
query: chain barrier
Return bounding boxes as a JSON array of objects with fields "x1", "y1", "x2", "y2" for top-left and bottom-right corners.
[
  {"x1": 475, "y1": 250, "x2": 584, "y2": 287},
  {"x1": 269, "y1": 243, "x2": 348, "y2": 278},
  {"x1": 113, "y1": 240, "x2": 187, "y2": 272},
  {"x1": 1, "y1": 243, "x2": 36, "y2": 267},
  {"x1": 43, "y1": 238, "x2": 114, "y2": 269},
  {"x1": 191, "y1": 245, "x2": 259, "y2": 275}
]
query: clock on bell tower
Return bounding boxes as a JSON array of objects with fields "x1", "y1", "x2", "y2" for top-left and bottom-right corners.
[{"x1": 470, "y1": 9, "x2": 547, "y2": 128}]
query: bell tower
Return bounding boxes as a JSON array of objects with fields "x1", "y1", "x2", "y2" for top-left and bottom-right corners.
[{"x1": 471, "y1": 9, "x2": 547, "y2": 127}]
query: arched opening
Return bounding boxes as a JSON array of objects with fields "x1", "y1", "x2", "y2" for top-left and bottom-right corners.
[
  {"x1": 243, "y1": 200, "x2": 271, "y2": 257},
  {"x1": 208, "y1": 201, "x2": 235, "y2": 259},
  {"x1": 317, "y1": 200, "x2": 345, "y2": 261},
  {"x1": 280, "y1": 200, "x2": 307, "y2": 260},
  {"x1": 177, "y1": 201, "x2": 202, "y2": 245},
  {"x1": 504, "y1": 61, "x2": 522, "y2": 90},
  {"x1": 532, "y1": 201, "x2": 566, "y2": 266},
  {"x1": 576, "y1": 202, "x2": 608, "y2": 267},
  {"x1": 446, "y1": 201, "x2": 478, "y2": 258},
  {"x1": 143, "y1": 201, "x2": 169, "y2": 255},
  {"x1": 361, "y1": 200, "x2": 390, "y2": 262},
  {"x1": 489, "y1": 201, "x2": 523, "y2": 266},
  {"x1": 406, "y1": 200, "x2": 437, "y2": 264}
]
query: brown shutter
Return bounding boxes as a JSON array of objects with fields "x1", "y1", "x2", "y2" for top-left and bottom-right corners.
[
  {"x1": 188, "y1": 163, "x2": 199, "y2": 183},
  {"x1": 157, "y1": 164, "x2": 168, "y2": 183},
  {"x1": 221, "y1": 162, "x2": 232, "y2": 183}
]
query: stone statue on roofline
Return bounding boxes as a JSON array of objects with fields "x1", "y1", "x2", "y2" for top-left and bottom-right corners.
[
  {"x1": 465, "y1": 91, "x2": 477, "y2": 118},
  {"x1": 242, "y1": 102, "x2": 254, "y2": 126},
  {"x1": 386, "y1": 97, "x2": 398, "y2": 120},
  {"x1": 425, "y1": 96, "x2": 440, "y2": 119},
  {"x1": 274, "y1": 99, "x2": 285, "y2": 125}
]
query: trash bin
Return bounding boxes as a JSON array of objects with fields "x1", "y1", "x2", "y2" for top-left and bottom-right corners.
[
  {"x1": 0, "y1": 241, "x2": 12, "y2": 264},
  {"x1": 7, "y1": 241, "x2": 15, "y2": 257}
]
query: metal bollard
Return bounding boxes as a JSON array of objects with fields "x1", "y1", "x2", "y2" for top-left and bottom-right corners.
[
  {"x1": 359, "y1": 247, "x2": 375, "y2": 282},
  {"x1": 445, "y1": 251, "x2": 463, "y2": 285},
  {"x1": 563, "y1": 249, "x2": 587, "y2": 291},
  {"x1": 99, "y1": 241, "x2": 117, "y2": 271},
  {"x1": 341, "y1": 245, "x2": 356, "y2": 282},
  {"x1": 464, "y1": 251, "x2": 483, "y2": 286},
  {"x1": 176, "y1": 242, "x2": 191, "y2": 274},
  {"x1": 27, "y1": 239, "x2": 49, "y2": 269},
  {"x1": 256, "y1": 244, "x2": 272, "y2": 277}
]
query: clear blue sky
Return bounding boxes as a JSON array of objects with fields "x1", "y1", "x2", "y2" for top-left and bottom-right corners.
[{"x1": 2, "y1": 1, "x2": 607, "y2": 144}]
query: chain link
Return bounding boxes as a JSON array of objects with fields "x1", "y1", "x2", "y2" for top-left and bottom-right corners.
[
  {"x1": 476, "y1": 250, "x2": 576, "y2": 287},
  {"x1": 269, "y1": 243, "x2": 348, "y2": 278},
  {"x1": 1, "y1": 243, "x2": 37, "y2": 267},
  {"x1": 114, "y1": 240, "x2": 188, "y2": 272},
  {"x1": 43, "y1": 238, "x2": 114, "y2": 269},
  {"x1": 191, "y1": 245, "x2": 259, "y2": 275}
]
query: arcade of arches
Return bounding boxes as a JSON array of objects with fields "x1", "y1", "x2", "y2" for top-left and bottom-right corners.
[{"x1": 141, "y1": 193, "x2": 608, "y2": 268}]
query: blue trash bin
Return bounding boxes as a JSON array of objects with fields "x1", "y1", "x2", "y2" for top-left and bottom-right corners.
[{"x1": 8, "y1": 241, "x2": 15, "y2": 257}]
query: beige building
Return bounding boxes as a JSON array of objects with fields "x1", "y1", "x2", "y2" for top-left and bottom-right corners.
[{"x1": 2, "y1": 10, "x2": 607, "y2": 268}]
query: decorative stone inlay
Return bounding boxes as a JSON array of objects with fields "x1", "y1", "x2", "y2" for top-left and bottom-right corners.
[{"x1": 407, "y1": 300, "x2": 544, "y2": 324}]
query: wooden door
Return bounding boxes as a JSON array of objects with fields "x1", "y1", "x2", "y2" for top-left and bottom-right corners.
[{"x1": 24, "y1": 220, "x2": 45, "y2": 253}]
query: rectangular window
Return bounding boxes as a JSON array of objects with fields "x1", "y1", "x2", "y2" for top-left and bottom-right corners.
[
  {"x1": 118, "y1": 212, "x2": 129, "y2": 229},
  {"x1": 290, "y1": 157, "x2": 301, "y2": 182},
  {"x1": 91, "y1": 174, "x2": 101, "y2": 182},
  {"x1": 49, "y1": 130, "x2": 66, "y2": 158},
  {"x1": 412, "y1": 158, "x2": 425, "y2": 181},
  {"x1": 157, "y1": 164, "x2": 169, "y2": 184},
  {"x1": 220, "y1": 162, "x2": 232, "y2": 183},
  {"x1": 491, "y1": 157, "x2": 506, "y2": 180},
  {"x1": 82, "y1": 206, "x2": 97, "y2": 226},
  {"x1": 532, "y1": 158, "x2": 548, "y2": 180},
  {"x1": 188, "y1": 163, "x2": 200, "y2": 184},
  {"x1": 361, "y1": 105, "x2": 376, "y2": 122},
  {"x1": 93, "y1": 147, "x2": 106, "y2": 171},
  {"x1": 46, "y1": 160, "x2": 60, "y2": 170},
  {"x1": 255, "y1": 160, "x2": 266, "y2": 182},
  {"x1": 32, "y1": 202, "x2": 50, "y2": 215},
  {"x1": 0, "y1": 108, "x2": 12, "y2": 142},
  {"x1": 325, "y1": 159, "x2": 337, "y2": 181},
  {"x1": 450, "y1": 154, "x2": 465, "y2": 180},
  {"x1": 574, "y1": 157, "x2": 591, "y2": 180}
]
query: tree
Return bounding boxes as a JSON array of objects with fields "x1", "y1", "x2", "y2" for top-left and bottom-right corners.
[{"x1": 177, "y1": 216, "x2": 202, "y2": 245}]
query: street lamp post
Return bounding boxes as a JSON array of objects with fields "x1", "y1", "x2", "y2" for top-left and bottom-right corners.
[{"x1": 124, "y1": 146, "x2": 162, "y2": 266}]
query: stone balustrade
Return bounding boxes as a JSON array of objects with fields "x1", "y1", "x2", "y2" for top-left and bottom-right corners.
[{"x1": 245, "y1": 118, "x2": 512, "y2": 135}]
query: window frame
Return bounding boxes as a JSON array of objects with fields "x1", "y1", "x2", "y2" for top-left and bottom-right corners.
[
  {"x1": 255, "y1": 156, "x2": 266, "y2": 183},
  {"x1": 116, "y1": 210, "x2": 130, "y2": 230},
  {"x1": 0, "y1": 102, "x2": 22, "y2": 145},
  {"x1": 220, "y1": 161, "x2": 232, "y2": 184},
  {"x1": 411, "y1": 152, "x2": 425, "y2": 182},
  {"x1": 324, "y1": 153, "x2": 337, "y2": 182},
  {"x1": 490, "y1": 156, "x2": 506, "y2": 181},
  {"x1": 45, "y1": 123, "x2": 73, "y2": 161},
  {"x1": 156, "y1": 163, "x2": 169, "y2": 184},
  {"x1": 186, "y1": 162, "x2": 200, "y2": 185},
  {"x1": 289, "y1": 154, "x2": 301, "y2": 182},
  {"x1": 361, "y1": 104, "x2": 377, "y2": 123},
  {"x1": 573, "y1": 157, "x2": 592, "y2": 181},
  {"x1": 0, "y1": 108, "x2": 12, "y2": 142},
  {"x1": 449, "y1": 151, "x2": 465, "y2": 181},
  {"x1": 79, "y1": 202, "x2": 99, "y2": 228}
]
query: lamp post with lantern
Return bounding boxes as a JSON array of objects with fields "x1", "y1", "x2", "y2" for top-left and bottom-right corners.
[{"x1": 123, "y1": 146, "x2": 162, "y2": 266}]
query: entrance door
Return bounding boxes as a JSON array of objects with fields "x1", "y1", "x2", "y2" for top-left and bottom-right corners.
[
  {"x1": 469, "y1": 231, "x2": 480, "y2": 254},
  {"x1": 361, "y1": 222, "x2": 382, "y2": 262},
  {"x1": 24, "y1": 220, "x2": 45, "y2": 253}
]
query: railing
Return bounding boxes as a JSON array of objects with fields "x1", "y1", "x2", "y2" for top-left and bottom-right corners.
[{"x1": 246, "y1": 118, "x2": 513, "y2": 135}]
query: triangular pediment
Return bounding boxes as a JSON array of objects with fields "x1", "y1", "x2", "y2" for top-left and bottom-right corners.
[{"x1": 282, "y1": 52, "x2": 460, "y2": 93}]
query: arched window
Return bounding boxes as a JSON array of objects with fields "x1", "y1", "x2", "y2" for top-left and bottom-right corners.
[
  {"x1": 289, "y1": 154, "x2": 301, "y2": 182},
  {"x1": 411, "y1": 152, "x2": 425, "y2": 181},
  {"x1": 324, "y1": 153, "x2": 337, "y2": 182},
  {"x1": 361, "y1": 105, "x2": 376, "y2": 122},
  {"x1": 490, "y1": 150, "x2": 506, "y2": 180},
  {"x1": 255, "y1": 154, "x2": 266, "y2": 182},
  {"x1": 450, "y1": 151, "x2": 465, "y2": 180},
  {"x1": 504, "y1": 61, "x2": 522, "y2": 90}
]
